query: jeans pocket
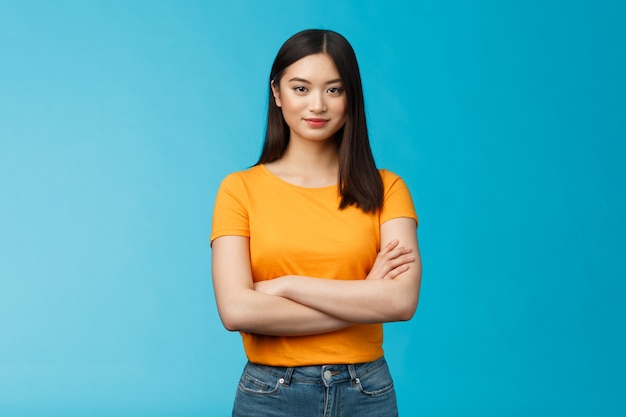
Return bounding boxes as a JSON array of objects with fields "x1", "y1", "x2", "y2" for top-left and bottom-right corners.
[
  {"x1": 237, "y1": 366, "x2": 282, "y2": 396},
  {"x1": 354, "y1": 361, "x2": 395, "y2": 397}
]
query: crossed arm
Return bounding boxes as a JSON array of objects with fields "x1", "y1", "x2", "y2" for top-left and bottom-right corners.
[{"x1": 211, "y1": 217, "x2": 421, "y2": 336}]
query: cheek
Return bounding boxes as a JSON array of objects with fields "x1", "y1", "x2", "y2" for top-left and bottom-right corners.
[
  {"x1": 334, "y1": 98, "x2": 348, "y2": 115},
  {"x1": 336, "y1": 103, "x2": 348, "y2": 121},
  {"x1": 280, "y1": 96, "x2": 301, "y2": 113}
]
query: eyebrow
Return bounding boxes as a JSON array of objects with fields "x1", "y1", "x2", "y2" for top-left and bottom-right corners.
[{"x1": 287, "y1": 77, "x2": 343, "y2": 85}]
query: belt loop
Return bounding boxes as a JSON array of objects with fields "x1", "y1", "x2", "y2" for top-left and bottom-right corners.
[
  {"x1": 280, "y1": 367, "x2": 294, "y2": 386},
  {"x1": 348, "y1": 364, "x2": 359, "y2": 385}
]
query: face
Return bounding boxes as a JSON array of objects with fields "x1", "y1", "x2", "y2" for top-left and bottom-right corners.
[{"x1": 272, "y1": 53, "x2": 348, "y2": 144}]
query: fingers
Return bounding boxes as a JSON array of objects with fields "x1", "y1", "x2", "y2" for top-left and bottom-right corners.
[
  {"x1": 381, "y1": 243, "x2": 412, "y2": 262},
  {"x1": 382, "y1": 256, "x2": 414, "y2": 279},
  {"x1": 382, "y1": 239, "x2": 400, "y2": 252},
  {"x1": 381, "y1": 252, "x2": 414, "y2": 277},
  {"x1": 366, "y1": 241, "x2": 414, "y2": 280}
]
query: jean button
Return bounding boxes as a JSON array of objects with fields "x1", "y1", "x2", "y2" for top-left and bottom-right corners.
[{"x1": 323, "y1": 370, "x2": 332, "y2": 380}]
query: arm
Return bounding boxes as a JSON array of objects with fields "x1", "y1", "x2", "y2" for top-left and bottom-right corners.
[
  {"x1": 255, "y1": 217, "x2": 421, "y2": 324},
  {"x1": 212, "y1": 235, "x2": 353, "y2": 336}
]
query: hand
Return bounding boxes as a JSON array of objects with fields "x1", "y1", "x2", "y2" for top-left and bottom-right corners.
[{"x1": 366, "y1": 239, "x2": 414, "y2": 280}]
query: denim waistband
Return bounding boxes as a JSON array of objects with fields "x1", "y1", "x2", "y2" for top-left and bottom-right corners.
[{"x1": 245, "y1": 356, "x2": 388, "y2": 388}]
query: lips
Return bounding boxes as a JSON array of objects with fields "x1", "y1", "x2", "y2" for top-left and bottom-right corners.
[{"x1": 304, "y1": 118, "x2": 329, "y2": 127}]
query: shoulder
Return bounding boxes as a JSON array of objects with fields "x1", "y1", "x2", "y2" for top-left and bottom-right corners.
[
  {"x1": 219, "y1": 165, "x2": 266, "y2": 189},
  {"x1": 378, "y1": 169, "x2": 401, "y2": 182},
  {"x1": 377, "y1": 169, "x2": 417, "y2": 223},
  {"x1": 378, "y1": 169, "x2": 409, "y2": 193}
]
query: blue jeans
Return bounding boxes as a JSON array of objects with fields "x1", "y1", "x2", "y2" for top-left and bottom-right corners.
[{"x1": 232, "y1": 356, "x2": 398, "y2": 417}]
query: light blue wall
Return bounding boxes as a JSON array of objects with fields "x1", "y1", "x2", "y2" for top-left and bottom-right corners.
[{"x1": 1, "y1": 1, "x2": 624, "y2": 415}]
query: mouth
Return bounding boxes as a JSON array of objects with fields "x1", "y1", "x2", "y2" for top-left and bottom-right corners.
[{"x1": 304, "y1": 118, "x2": 329, "y2": 127}]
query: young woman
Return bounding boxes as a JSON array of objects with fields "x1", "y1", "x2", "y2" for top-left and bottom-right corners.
[{"x1": 211, "y1": 29, "x2": 421, "y2": 417}]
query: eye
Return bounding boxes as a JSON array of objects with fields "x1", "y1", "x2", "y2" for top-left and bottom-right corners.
[
  {"x1": 294, "y1": 86, "x2": 308, "y2": 93},
  {"x1": 327, "y1": 87, "x2": 344, "y2": 95}
]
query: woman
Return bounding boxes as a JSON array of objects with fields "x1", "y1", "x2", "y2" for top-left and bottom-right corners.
[{"x1": 211, "y1": 29, "x2": 421, "y2": 417}]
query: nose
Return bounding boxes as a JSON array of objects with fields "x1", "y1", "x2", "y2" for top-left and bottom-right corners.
[{"x1": 309, "y1": 91, "x2": 327, "y2": 113}]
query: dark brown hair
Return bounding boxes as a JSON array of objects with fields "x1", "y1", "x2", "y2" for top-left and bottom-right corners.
[{"x1": 256, "y1": 29, "x2": 383, "y2": 213}]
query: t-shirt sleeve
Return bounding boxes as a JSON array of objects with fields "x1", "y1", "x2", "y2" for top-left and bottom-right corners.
[
  {"x1": 379, "y1": 170, "x2": 418, "y2": 226},
  {"x1": 210, "y1": 173, "x2": 250, "y2": 245}
]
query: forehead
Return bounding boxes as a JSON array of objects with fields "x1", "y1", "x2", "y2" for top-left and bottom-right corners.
[{"x1": 281, "y1": 53, "x2": 341, "y2": 82}]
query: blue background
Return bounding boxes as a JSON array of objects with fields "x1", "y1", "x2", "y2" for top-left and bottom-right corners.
[{"x1": 1, "y1": 1, "x2": 624, "y2": 415}]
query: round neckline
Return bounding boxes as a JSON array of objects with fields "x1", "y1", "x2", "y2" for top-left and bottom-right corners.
[{"x1": 259, "y1": 164, "x2": 338, "y2": 191}]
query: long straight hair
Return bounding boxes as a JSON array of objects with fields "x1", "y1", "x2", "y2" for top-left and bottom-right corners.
[{"x1": 256, "y1": 29, "x2": 383, "y2": 213}]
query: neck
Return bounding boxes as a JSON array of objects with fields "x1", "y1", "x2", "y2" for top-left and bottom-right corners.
[
  {"x1": 284, "y1": 138, "x2": 338, "y2": 168},
  {"x1": 265, "y1": 138, "x2": 339, "y2": 187}
]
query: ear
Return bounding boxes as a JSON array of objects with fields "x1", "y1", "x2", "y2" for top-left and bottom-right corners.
[{"x1": 271, "y1": 80, "x2": 282, "y2": 107}]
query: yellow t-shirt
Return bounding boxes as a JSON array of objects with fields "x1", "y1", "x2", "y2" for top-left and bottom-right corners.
[{"x1": 210, "y1": 164, "x2": 417, "y2": 366}]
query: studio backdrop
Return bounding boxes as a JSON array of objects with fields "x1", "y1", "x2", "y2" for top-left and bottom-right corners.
[{"x1": 1, "y1": 1, "x2": 624, "y2": 416}]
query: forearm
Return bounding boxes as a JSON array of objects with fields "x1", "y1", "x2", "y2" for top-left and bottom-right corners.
[
  {"x1": 216, "y1": 287, "x2": 351, "y2": 336},
  {"x1": 212, "y1": 235, "x2": 351, "y2": 336},
  {"x1": 254, "y1": 226, "x2": 421, "y2": 324},
  {"x1": 257, "y1": 219, "x2": 422, "y2": 324},
  {"x1": 276, "y1": 274, "x2": 419, "y2": 323}
]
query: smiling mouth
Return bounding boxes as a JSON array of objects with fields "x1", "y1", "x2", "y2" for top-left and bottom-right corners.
[{"x1": 304, "y1": 118, "x2": 329, "y2": 127}]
